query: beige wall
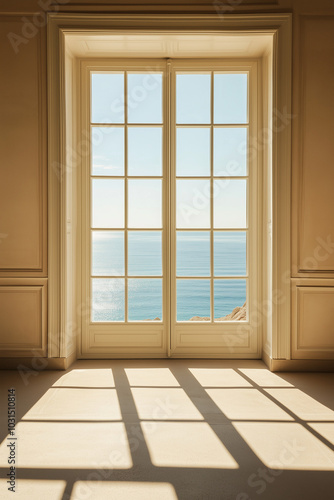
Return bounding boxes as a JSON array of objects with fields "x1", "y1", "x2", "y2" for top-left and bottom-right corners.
[
  {"x1": 0, "y1": 14, "x2": 47, "y2": 359},
  {"x1": 0, "y1": 0, "x2": 334, "y2": 365}
]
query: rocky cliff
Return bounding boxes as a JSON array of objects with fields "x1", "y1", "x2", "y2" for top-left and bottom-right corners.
[{"x1": 189, "y1": 302, "x2": 246, "y2": 322}]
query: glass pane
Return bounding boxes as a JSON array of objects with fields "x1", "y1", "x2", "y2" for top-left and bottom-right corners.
[
  {"x1": 92, "y1": 279, "x2": 125, "y2": 322},
  {"x1": 176, "y1": 74, "x2": 211, "y2": 124},
  {"x1": 176, "y1": 179, "x2": 211, "y2": 229},
  {"x1": 91, "y1": 73, "x2": 124, "y2": 124},
  {"x1": 92, "y1": 231, "x2": 124, "y2": 277},
  {"x1": 128, "y1": 232, "x2": 162, "y2": 276},
  {"x1": 127, "y1": 73, "x2": 163, "y2": 124},
  {"x1": 176, "y1": 128, "x2": 211, "y2": 177},
  {"x1": 128, "y1": 180, "x2": 162, "y2": 228},
  {"x1": 177, "y1": 232, "x2": 210, "y2": 277},
  {"x1": 214, "y1": 232, "x2": 246, "y2": 276},
  {"x1": 91, "y1": 127, "x2": 124, "y2": 176},
  {"x1": 214, "y1": 73, "x2": 248, "y2": 124},
  {"x1": 128, "y1": 127, "x2": 162, "y2": 176},
  {"x1": 214, "y1": 279, "x2": 246, "y2": 321},
  {"x1": 214, "y1": 128, "x2": 247, "y2": 177},
  {"x1": 92, "y1": 179, "x2": 124, "y2": 228},
  {"x1": 128, "y1": 279, "x2": 162, "y2": 321},
  {"x1": 214, "y1": 179, "x2": 247, "y2": 229},
  {"x1": 177, "y1": 280, "x2": 210, "y2": 321}
]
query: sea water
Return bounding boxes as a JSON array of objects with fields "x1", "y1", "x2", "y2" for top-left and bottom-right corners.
[{"x1": 92, "y1": 231, "x2": 247, "y2": 322}]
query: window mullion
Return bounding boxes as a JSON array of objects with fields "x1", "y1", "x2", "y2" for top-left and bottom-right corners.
[
  {"x1": 166, "y1": 59, "x2": 172, "y2": 353},
  {"x1": 210, "y1": 70, "x2": 214, "y2": 324},
  {"x1": 124, "y1": 71, "x2": 129, "y2": 324}
]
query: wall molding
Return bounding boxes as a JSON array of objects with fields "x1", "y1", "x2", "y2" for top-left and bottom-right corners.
[
  {"x1": 296, "y1": 15, "x2": 334, "y2": 275},
  {"x1": 49, "y1": 0, "x2": 280, "y2": 14},
  {"x1": 0, "y1": 16, "x2": 47, "y2": 276},
  {"x1": 291, "y1": 278, "x2": 334, "y2": 360},
  {"x1": 0, "y1": 279, "x2": 47, "y2": 356}
]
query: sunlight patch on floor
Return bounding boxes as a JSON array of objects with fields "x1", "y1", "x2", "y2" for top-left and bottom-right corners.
[
  {"x1": 0, "y1": 479, "x2": 66, "y2": 500},
  {"x1": 21, "y1": 388, "x2": 122, "y2": 421},
  {"x1": 71, "y1": 481, "x2": 178, "y2": 500},
  {"x1": 131, "y1": 388, "x2": 204, "y2": 420},
  {"x1": 308, "y1": 423, "x2": 334, "y2": 446},
  {"x1": 125, "y1": 368, "x2": 180, "y2": 387},
  {"x1": 233, "y1": 422, "x2": 334, "y2": 470},
  {"x1": 206, "y1": 388, "x2": 293, "y2": 421},
  {"x1": 189, "y1": 368, "x2": 252, "y2": 387},
  {"x1": 265, "y1": 389, "x2": 334, "y2": 421},
  {"x1": 141, "y1": 421, "x2": 239, "y2": 468},
  {"x1": 0, "y1": 422, "x2": 132, "y2": 469},
  {"x1": 238, "y1": 369, "x2": 294, "y2": 387},
  {"x1": 53, "y1": 369, "x2": 115, "y2": 388}
]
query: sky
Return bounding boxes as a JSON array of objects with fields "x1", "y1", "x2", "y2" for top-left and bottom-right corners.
[{"x1": 91, "y1": 71, "x2": 248, "y2": 231}]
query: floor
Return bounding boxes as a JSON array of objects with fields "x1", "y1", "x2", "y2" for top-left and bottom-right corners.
[{"x1": 0, "y1": 360, "x2": 334, "y2": 500}]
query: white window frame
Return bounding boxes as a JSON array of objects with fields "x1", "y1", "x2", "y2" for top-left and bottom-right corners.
[
  {"x1": 169, "y1": 59, "x2": 260, "y2": 357},
  {"x1": 47, "y1": 14, "x2": 292, "y2": 362},
  {"x1": 79, "y1": 57, "x2": 260, "y2": 357},
  {"x1": 81, "y1": 59, "x2": 170, "y2": 357}
]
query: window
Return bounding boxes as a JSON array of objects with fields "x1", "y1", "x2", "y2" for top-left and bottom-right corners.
[
  {"x1": 174, "y1": 69, "x2": 248, "y2": 324},
  {"x1": 90, "y1": 69, "x2": 164, "y2": 324},
  {"x1": 80, "y1": 58, "x2": 260, "y2": 356}
]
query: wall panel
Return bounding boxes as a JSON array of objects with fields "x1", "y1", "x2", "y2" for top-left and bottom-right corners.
[
  {"x1": 292, "y1": 279, "x2": 334, "y2": 359},
  {"x1": 0, "y1": 279, "x2": 47, "y2": 357},
  {"x1": 0, "y1": 16, "x2": 46, "y2": 275},
  {"x1": 297, "y1": 16, "x2": 334, "y2": 273}
]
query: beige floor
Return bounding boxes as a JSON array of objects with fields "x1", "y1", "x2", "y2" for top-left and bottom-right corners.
[{"x1": 0, "y1": 359, "x2": 334, "y2": 499}]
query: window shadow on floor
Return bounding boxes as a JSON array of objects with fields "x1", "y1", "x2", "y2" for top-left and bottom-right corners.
[{"x1": 0, "y1": 360, "x2": 334, "y2": 500}]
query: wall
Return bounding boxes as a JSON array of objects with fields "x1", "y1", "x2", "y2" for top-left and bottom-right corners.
[
  {"x1": 291, "y1": 13, "x2": 334, "y2": 360},
  {"x1": 0, "y1": 14, "x2": 47, "y2": 359},
  {"x1": 0, "y1": 0, "x2": 334, "y2": 366}
]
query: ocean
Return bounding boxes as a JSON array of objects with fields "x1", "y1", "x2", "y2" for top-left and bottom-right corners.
[{"x1": 92, "y1": 231, "x2": 247, "y2": 322}]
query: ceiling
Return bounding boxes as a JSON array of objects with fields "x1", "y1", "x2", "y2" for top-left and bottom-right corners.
[{"x1": 65, "y1": 32, "x2": 273, "y2": 58}]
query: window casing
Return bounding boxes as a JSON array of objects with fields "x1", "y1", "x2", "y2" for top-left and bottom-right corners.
[{"x1": 47, "y1": 14, "x2": 292, "y2": 361}]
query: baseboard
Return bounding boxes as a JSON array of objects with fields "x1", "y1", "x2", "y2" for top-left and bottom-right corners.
[
  {"x1": 0, "y1": 352, "x2": 77, "y2": 371},
  {"x1": 2, "y1": 352, "x2": 333, "y2": 372},
  {"x1": 262, "y1": 353, "x2": 334, "y2": 372},
  {"x1": 262, "y1": 349, "x2": 272, "y2": 369},
  {"x1": 63, "y1": 350, "x2": 77, "y2": 369}
]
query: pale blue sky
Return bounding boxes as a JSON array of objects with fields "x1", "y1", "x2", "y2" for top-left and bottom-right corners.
[
  {"x1": 176, "y1": 127, "x2": 211, "y2": 176},
  {"x1": 127, "y1": 73, "x2": 162, "y2": 124},
  {"x1": 128, "y1": 127, "x2": 162, "y2": 176},
  {"x1": 176, "y1": 74, "x2": 211, "y2": 124},
  {"x1": 91, "y1": 73, "x2": 125, "y2": 124},
  {"x1": 128, "y1": 179, "x2": 162, "y2": 228},
  {"x1": 91, "y1": 72, "x2": 163, "y2": 124},
  {"x1": 92, "y1": 179, "x2": 124, "y2": 228},
  {"x1": 214, "y1": 179, "x2": 247, "y2": 229},
  {"x1": 214, "y1": 74, "x2": 248, "y2": 124},
  {"x1": 214, "y1": 127, "x2": 247, "y2": 176},
  {"x1": 92, "y1": 127, "x2": 124, "y2": 176},
  {"x1": 91, "y1": 71, "x2": 248, "y2": 231}
]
